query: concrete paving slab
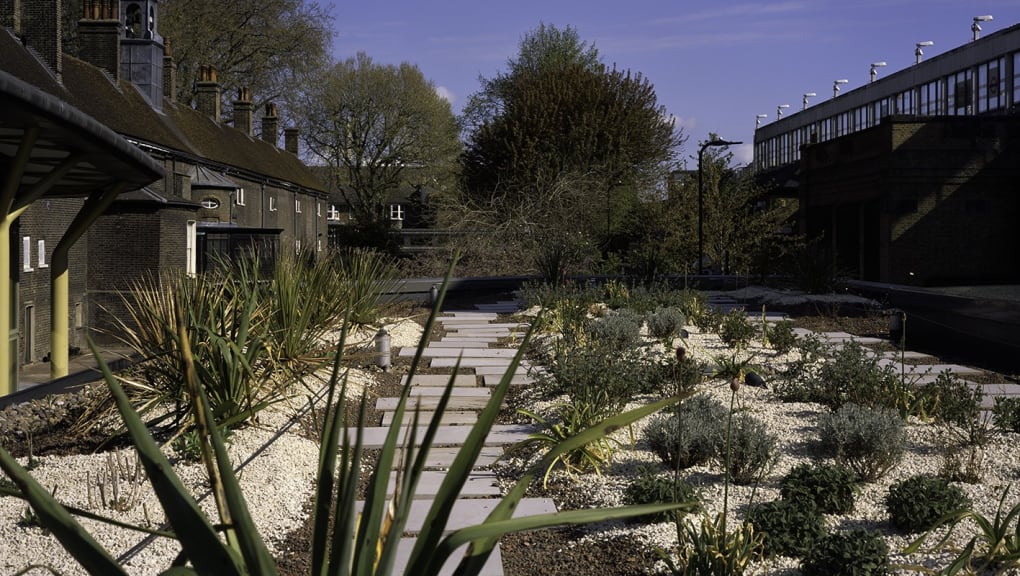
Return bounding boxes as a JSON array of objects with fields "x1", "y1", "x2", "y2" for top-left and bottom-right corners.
[
  {"x1": 404, "y1": 386, "x2": 492, "y2": 397},
  {"x1": 377, "y1": 396, "x2": 490, "y2": 411},
  {"x1": 482, "y1": 374, "x2": 536, "y2": 386},
  {"x1": 393, "y1": 446, "x2": 504, "y2": 469},
  {"x1": 442, "y1": 312, "x2": 499, "y2": 319},
  {"x1": 402, "y1": 374, "x2": 479, "y2": 387},
  {"x1": 440, "y1": 322, "x2": 530, "y2": 329},
  {"x1": 877, "y1": 359, "x2": 982, "y2": 375},
  {"x1": 358, "y1": 424, "x2": 534, "y2": 448},
  {"x1": 399, "y1": 347, "x2": 517, "y2": 358},
  {"x1": 385, "y1": 471, "x2": 501, "y2": 499},
  {"x1": 392, "y1": 538, "x2": 504, "y2": 576},
  {"x1": 880, "y1": 350, "x2": 937, "y2": 360},
  {"x1": 354, "y1": 497, "x2": 556, "y2": 535},
  {"x1": 473, "y1": 365, "x2": 543, "y2": 376},
  {"x1": 435, "y1": 338, "x2": 501, "y2": 344},
  {"x1": 382, "y1": 411, "x2": 483, "y2": 426},
  {"x1": 431, "y1": 358, "x2": 529, "y2": 368},
  {"x1": 427, "y1": 341, "x2": 493, "y2": 348}
]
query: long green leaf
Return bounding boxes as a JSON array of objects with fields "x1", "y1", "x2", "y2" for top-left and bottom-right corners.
[
  {"x1": 0, "y1": 446, "x2": 128, "y2": 576},
  {"x1": 446, "y1": 393, "x2": 689, "y2": 575},
  {"x1": 87, "y1": 336, "x2": 245, "y2": 576}
]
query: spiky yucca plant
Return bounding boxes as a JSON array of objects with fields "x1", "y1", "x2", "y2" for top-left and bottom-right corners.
[{"x1": 0, "y1": 263, "x2": 693, "y2": 575}]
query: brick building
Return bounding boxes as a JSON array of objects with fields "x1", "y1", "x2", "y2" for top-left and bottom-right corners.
[{"x1": 1, "y1": 0, "x2": 327, "y2": 383}]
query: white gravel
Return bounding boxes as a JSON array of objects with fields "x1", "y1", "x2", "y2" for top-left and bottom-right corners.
[
  {"x1": 499, "y1": 324, "x2": 1020, "y2": 575},
  {"x1": 0, "y1": 317, "x2": 424, "y2": 576}
]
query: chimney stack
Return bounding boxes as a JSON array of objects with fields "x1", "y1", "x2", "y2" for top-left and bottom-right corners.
[
  {"x1": 261, "y1": 102, "x2": 279, "y2": 146},
  {"x1": 21, "y1": 0, "x2": 62, "y2": 81},
  {"x1": 284, "y1": 127, "x2": 300, "y2": 155},
  {"x1": 195, "y1": 64, "x2": 221, "y2": 121},
  {"x1": 233, "y1": 87, "x2": 254, "y2": 136},
  {"x1": 163, "y1": 37, "x2": 176, "y2": 103},
  {"x1": 77, "y1": 0, "x2": 120, "y2": 79}
]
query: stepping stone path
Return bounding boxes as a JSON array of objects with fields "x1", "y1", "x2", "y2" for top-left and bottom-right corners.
[
  {"x1": 368, "y1": 299, "x2": 550, "y2": 576},
  {"x1": 710, "y1": 294, "x2": 1018, "y2": 413}
]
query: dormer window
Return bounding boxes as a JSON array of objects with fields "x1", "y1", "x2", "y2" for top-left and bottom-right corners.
[{"x1": 200, "y1": 197, "x2": 220, "y2": 209}]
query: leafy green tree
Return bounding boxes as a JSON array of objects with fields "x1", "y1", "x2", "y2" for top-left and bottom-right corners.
[
  {"x1": 159, "y1": 0, "x2": 333, "y2": 112},
  {"x1": 296, "y1": 52, "x2": 461, "y2": 229},
  {"x1": 460, "y1": 23, "x2": 682, "y2": 254}
]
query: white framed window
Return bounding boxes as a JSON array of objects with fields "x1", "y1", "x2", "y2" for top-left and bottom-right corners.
[
  {"x1": 295, "y1": 239, "x2": 302, "y2": 254},
  {"x1": 316, "y1": 202, "x2": 321, "y2": 217},
  {"x1": 235, "y1": 187, "x2": 246, "y2": 206},
  {"x1": 22, "y1": 236, "x2": 33, "y2": 272},
  {"x1": 200, "y1": 197, "x2": 220, "y2": 209},
  {"x1": 295, "y1": 199, "x2": 302, "y2": 213},
  {"x1": 74, "y1": 302, "x2": 83, "y2": 328},
  {"x1": 327, "y1": 204, "x2": 340, "y2": 221},
  {"x1": 390, "y1": 204, "x2": 404, "y2": 221},
  {"x1": 317, "y1": 238, "x2": 322, "y2": 252},
  {"x1": 37, "y1": 239, "x2": 47, "y2": 268},
  {"x1": 269, "y1": 196, "x2": 277, "y2": 212},
  {"x1": 185, "y1": 220, "x2": 197, "y2": 276}
]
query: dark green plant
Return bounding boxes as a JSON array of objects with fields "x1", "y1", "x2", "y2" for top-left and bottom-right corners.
[
  {"x1": 913, "y1": 370, "x2": 983, "y2": 427},
  {"x1": 772, "y1": 333, "x2": 830, "y2": 402},
  {"x1": 816, "y1": 341, "x2": 907, "y2": 413},
  {"x1": 0, "y1": 269, "x2": 693, "y2": 576},
  {"x1": 647, "y1": 307, "x2": 686, "y2": 341},
  {"x1": 992, "y1": 397, "x2": 1020, "y2": 433},
  {"x1": 746, "y1": 498, "x2": 827, "y2": 558},
  {"x1": 335, "y1": 247, "x2": 403, "y2": 325},
  {"x1": 801, "y1": 529, "x2": 890, "y2": 576},
  {"x1": 652, "y1": 353, "x2": 706, "y2": 397},
  {"x1": 885, "y1": 475, "x2": 972, "y2": 534},
  {"x1": 904, "y1": 484, "x2": 1020, "y2": 575},
  {"x1": 624, "y1": 466, "x2": 701, "y2": 524},
  {"x1": 692, "y1": 306, "x2": 723, "y2": 334},
  {"x1": 766, "y1": 320, "x2": 797, "y2": 355},
  {"x1": 713, "y1": 412, "x2": 777, "y2": 485},
  {"x1": 267, "y1": 248, "x2": 346, "y2": 369},
  {"x1": 780, "y1": 462, "x2": 858, "y2": 514},
  {"x1": 817, "y1": 403, "x2": 905, "y2": 482},
  {"x1": 711, "y1": 353, "x2": 757, "y2": 380},
  {"x1": 544, "y1": 340, "x2": 652, "y2": 417},
  {"x1": 515, "y1": 401, "x2": 624, "y2": 486},
  {"x1": 645, "y1": 394, "x2": 727, "y2": 469},
  {"x1": 719, "y1": 309, "x2": 755, "y2": 350}
]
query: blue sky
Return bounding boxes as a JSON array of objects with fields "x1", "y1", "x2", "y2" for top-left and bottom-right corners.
[{"x1": 328, "y1": 1, "x2": 1019, "y2": 166}]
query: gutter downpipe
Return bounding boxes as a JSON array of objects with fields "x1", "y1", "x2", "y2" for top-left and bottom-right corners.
[
  {"x1": 50, "y1": 182, "x2": 128, "y2": 379},
  {"x1": 1, "y1": 125, "x2": 38, "y2": 396}
]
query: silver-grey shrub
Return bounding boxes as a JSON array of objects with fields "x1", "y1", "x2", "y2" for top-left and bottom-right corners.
[
  {"x1": 716, "y1": 413, "x2": 779, "y2": 484},
  {"x1": 645, "y1": 394, "x2": 727, "y2": 469},
  {"x1": 584, "y1": 308, "x2": 643, "y2": 349},
  {"x1": 817, "y1": 403, "x2": 905, "y2": 481},
  {"x1": 646, "y1": 307, "x2": 686, "y2": 341}
]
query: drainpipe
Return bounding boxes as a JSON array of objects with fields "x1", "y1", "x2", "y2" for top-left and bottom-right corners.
[
  {"x1": 50, "y1": 182, "x2": 127, "y2": 379},
  {"x1": 0, "y1": 125, "x2": 38, "y2": 396}
]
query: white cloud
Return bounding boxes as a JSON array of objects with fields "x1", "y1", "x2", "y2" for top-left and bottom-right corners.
[
  {"x1": 732, "y1": 143, "x2": 754, "y2": 166},
  {"x1": 435, "y1": 85, "x2": 456, "y2": 105}
]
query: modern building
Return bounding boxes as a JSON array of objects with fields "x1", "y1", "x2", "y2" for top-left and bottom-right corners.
[
  {"x1": 754, "y1": 20, "x2": 1020, "y2": 285},
  {"x1": 1, "y1": 0, "x2": 328, "y2": 391}
]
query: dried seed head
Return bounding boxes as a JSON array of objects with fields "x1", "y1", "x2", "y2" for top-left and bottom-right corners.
[
  {"x1": 676, "y1": 346, "x2": 686, "y2": 362},
  {"x1": 730, "y1": 377, "x2": 742, "y2": 392}
]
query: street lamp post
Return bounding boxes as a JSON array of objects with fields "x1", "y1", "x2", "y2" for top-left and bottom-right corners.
[
  {"x1": 755, "y1": 113, "x2": 767, "y2": 129},
  {"x1": 777, "y1": 104, "x2": 790, "y2": 118},
  {"x1": 915, "y1": 41, "x2": 934, "y2": 64},
  {"x1": 802, "y1": 92, "x2": 817, "y2": 110},
  {"x1": 973, "y1": 15, "x2": 993, "y2": 41},
  {"x1": 833, "y1": 79, "x2": 849, "y2": 98},
  {"x1": 870, "y1": 61, "x2": 887, "y2": 83},
  {"x1": 698, "y1": 139, "x2": 742, "y2": 275}
]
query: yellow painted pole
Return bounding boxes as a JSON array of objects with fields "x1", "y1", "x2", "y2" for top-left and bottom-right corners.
[
  {"x1": 0, "y1": 126, "x2": 37, "y2": 396},
  {"x1": 50, "y1": 183, "x2": 126, "y2": 379}
]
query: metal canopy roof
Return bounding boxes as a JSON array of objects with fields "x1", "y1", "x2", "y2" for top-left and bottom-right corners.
[{"x1": 0, "y1": 69, "x2": 164, "y2": 205}]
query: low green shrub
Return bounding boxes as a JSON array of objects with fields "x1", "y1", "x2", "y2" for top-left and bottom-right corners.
[
  {"x1": 544, "y1": 341, "x2": 651, "y2": 417},
  {"x1": 772, "y1": 333, "x2": 830, "y2": 402},
  {"x1": 816, "y1": 341, "x2": 906, "y2": 412},
  {"x1": 645, "y1": 394, "x2": 726, "y2": 469},
  {"x1": 715, "y1": 413, "x2": 778, "y2": 485},
  {"x1": 647, "y1": 307, "x2": 686, "y2": 341},
  {"x1": 914, "y1": 370, "x2": 982, "y2": 427},
  {"x1": 624, "y1": 466, "x2": 701, "y2": 524},
  {"x1": 746, "y1": 498, "x2": 827, "y2": 558},
  {"x1": 719, "y1": 309, "x2": 756, "y2": 350},
  {"x1": 885, "y1": 475, "x2": 972, "y2": 534},
  {"x1": 584, "y1": 308, "x2": 642, "y2": 350},
  {"x1": 780, "y1": 462, "x2": 858, "y2": 514},
  {"x1": 766, "y1": 320, "x2": 797, "y2": 355},
  {"x1": 817, "y1": 403, "x2": 904, "y2": 481},
  {"x1": 692, "y1": 306, "x2": 723, "y2": 334},
  {"x1": 801, "y1": 529, "x2": 890, "y2": 576},
  {"x1": 992, "y1": 397, "x2": 1020, "y2": 433},
  {"x1": 651, "y1": 353, "x2": 706, "y2": 397}
]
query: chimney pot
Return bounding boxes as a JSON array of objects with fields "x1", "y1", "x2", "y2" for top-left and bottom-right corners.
[
  {"x1": 284, "y1": 127, "x2": 300, "y2": 155},
  {"x1": 195, "y1": 64, "x2": 222, "y2": 122},
  {"x1": 233, "y1": 87, "x2": 254, "y2": 136},
  {"x1": 77, "y1": 0, "x2": 120, "y2": 80},
  {"x1": 261, "y1": 102, "x2": 279, "y2": 146}
]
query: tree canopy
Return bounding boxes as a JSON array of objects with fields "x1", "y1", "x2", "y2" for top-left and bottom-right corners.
[
  {"x1": 460, "y1": 24, "x2": 683, "y2": 248},
  {"x1": 158, "y1": 0, "x2": 333, "y2": 114},
  {"x1": 295, "y1": 52, "x2": 461, "y2": 228}
]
